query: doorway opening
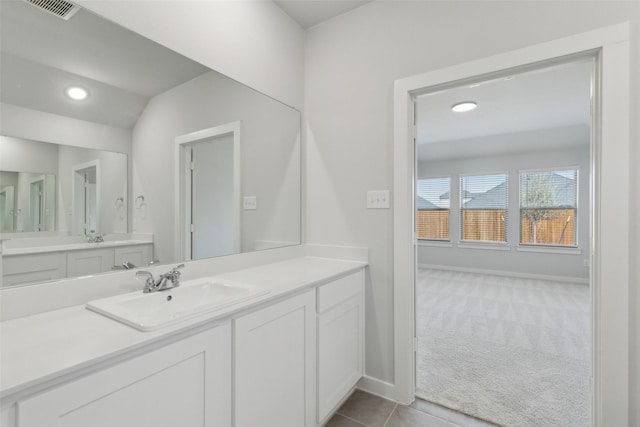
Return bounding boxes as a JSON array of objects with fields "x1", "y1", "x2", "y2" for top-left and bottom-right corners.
[
  {"x1": 174, "y1": 122, "x2": 241, "y2": 261},
  {"x1": 72, "y1": 161, "x2": 99, "y2": 235},
  {"x1": 29, "y1": 178, "x2": 45, "y2": 231},
  {"x1": 413, "y1": 57, "x2": 594, "y2": 426},
  {"x1": 392, "y1": 23, "x2": 630, "y2": 427}
]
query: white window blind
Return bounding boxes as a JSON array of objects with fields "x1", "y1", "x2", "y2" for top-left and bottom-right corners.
[
  {"x1": 520, "y1": 169, "x2": 578, "y2": 247},
  {"x1": 416, "y1": 177, "x2": 450, "y2": 240},
  {"x1": 460, "y1": 173, "x2": 508, "y2": 243}
]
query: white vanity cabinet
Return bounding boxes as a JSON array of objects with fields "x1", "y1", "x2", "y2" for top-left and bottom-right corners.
[
  {"x1": 316, "y1": 270, "x2": 365, "y2": 424},
  {"x1": 1, "y1": 252, "x2": 66, "y2": 286},
  {"x1": 66, "y1": 247, "x2": 115, "y2": 277},
  {"x1": 1, "y1": 259, "x2": 367, "y2": 427},
  {"x1": 234, "y1": 290, "x2": 317, "y2": 427},
  {"x1": 16, "y1": 323, "x2": 232, "y2": 427},
  {"x1": 114, "y1": 244, "x2": 154, "y2": 267},
  {"x1": 2, "y1": 243, "x2": 154, "y2": 285}
]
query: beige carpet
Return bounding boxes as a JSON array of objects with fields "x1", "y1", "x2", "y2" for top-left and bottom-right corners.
[{"x1": 416, "y1": 268, "x2": 590, "y2": 427}]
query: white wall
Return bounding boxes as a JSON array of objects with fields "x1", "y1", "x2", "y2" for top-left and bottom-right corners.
[
  {"x1": 0, "y1": 104, "x2": 131, "y2": 154},
  {"x1": 304, "y1": 1, "x2": 639, "y2": 415},
  {"x1": 0, "y1": 135, "x2": 59, "y2": 174},
  {"x1": 57, "y1": 146, "x2": 127, "y2": 235},
  {"x1": 630, "y1": 19, "x2": 640, "y2": 426},
  {"x1": 1, "y1": 136, "x2": 59, "y2": 233},
  {"x1": 132, "y1": 70, "x2": 300, "y2": 265},
  {"x1": 418, "y1": 145, "x2": 590, "y2": 279},
  {"x1": 76, "y1": 0, "x2": 304, "y2": 110}
]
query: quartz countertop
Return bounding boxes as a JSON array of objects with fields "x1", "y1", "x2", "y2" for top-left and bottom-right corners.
[
  {"x1": 2, "y1": 239, "x2": 152, "y2": 256},
  {"x1": 0, "y1": 256, "x2": 366, "y2": 399}
]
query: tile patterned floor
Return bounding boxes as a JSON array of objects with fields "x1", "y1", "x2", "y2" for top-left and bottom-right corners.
[{"x1": 325, "y1": 390, "x2": 499, "y2": 427}]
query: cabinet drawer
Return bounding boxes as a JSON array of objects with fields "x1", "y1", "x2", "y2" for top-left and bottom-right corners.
[
  {"x1": 317, "y1": 270, "x2": 363, "y2": 314},
  {"x1": 2, "y1": 253, "x2": 66, "y2": 286}
]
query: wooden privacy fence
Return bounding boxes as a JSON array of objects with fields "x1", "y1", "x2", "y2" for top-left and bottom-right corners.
[
  {"x1": 521, "y1": 208, "x2": 576, "y2": 246},
  {"x1": 417, "y1": 208, "x2": 576, "y2": 246},
  {"x1": 461, "y1": 209, "x2": 506, "y2": 242},
  {"x1": 416, "y1": 210, "x2": 449, "y2": 240}
]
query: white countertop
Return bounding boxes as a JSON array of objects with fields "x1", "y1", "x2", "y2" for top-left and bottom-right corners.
[
  {"x1": 2, "y1": 239, "x2": 152, "y2": 256},
  {"x1": 0, "y1": 256, "x2": 366, "y2": 399}
]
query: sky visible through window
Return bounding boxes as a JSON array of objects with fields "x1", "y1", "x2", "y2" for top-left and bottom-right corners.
[
  {"x1": 461, "y1": 174, "x2": 506, "y2": 194},
  {"x1": 417, "y1": 177, "x2": 449, "y2": 208}
]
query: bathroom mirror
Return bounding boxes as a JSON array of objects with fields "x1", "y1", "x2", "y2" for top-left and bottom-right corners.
[
  {"x1": 0, "y1": 135, "x2": 128, "y2": 236},
  {"x1": 0, "y1": 168, "x2": 56, "y2": 233},
  {"x1": 0, "y1": 0, "x2": 301, "y2": 287}
]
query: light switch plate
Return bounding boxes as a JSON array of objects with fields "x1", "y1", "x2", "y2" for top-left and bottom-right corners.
[
  {"x1": 366, "y1": 190, "x2": 390, "y2": 209},
  {"x1": 243, "y1": 196, "x2": 257, "y2": 210}
]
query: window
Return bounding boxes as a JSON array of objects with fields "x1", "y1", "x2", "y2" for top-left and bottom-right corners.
[
  {"x1": 416, "y1": 177, "x2": 450, "y2": 240},
  {"x1": 460, "y1": 173, "x2": 508, "y2": 243},
  {"x1": 519, "y1": 168, "x2": 578, "y2": 247}
]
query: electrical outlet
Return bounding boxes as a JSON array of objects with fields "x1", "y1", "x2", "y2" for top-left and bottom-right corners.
[
  {"x1": 243, "y1": 196, "x2": 257, "y2": 210},
  {"x1": 366, "y1": 190, "x2": 390, "y2": 209}
]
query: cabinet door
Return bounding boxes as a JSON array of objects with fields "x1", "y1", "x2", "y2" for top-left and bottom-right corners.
[
  {"x1": 66, "y1": 248, "x2": 114, "y2": 276},
  {"x1": 234, "y1": 290, "x2": 316, "y2": 427},
  {"x1": 19, "y1": 324, "x2": 232, "y2": 427},
  {"x1": 317, "y1": 271, "x2": 364, "y2": 423},
  {"x1": 114, "y1": 244, "x2": 153, "y2": 268},
  {"x1": 2, "y1": 252, "x2": 66, "y2": 286}
]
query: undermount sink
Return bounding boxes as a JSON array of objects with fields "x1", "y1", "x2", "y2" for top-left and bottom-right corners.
[{"x1": 87, "y1": 278, "x2": 269, "y2": 331}]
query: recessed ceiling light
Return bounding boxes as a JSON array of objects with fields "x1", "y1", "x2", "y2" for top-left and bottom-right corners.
[
  {"x1": 66, "y1": 86, "x2": 88, "y2": 101},
  {"x1": 451, "y1": 101, "x2": 477, "y2": 113}
]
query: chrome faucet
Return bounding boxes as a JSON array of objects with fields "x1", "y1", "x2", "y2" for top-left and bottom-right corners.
[
  {"x1": 122, "y1": 261, "x2": 137, "y2": 269},
  {"x1": 87, "y1": 233, "x2": 104, "y2": 243},
  {"x1": 136, "y1": 264, "x2": 185, "y2": 293}
]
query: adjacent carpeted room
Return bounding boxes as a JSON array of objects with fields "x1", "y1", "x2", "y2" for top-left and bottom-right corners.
[{"x1": 416, "y1": 267, "x2": 591, "y2": 427}]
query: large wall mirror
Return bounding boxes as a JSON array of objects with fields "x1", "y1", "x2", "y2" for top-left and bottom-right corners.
[{"x1": 0, "y1": 0, "x2": 301, "y2": 287}]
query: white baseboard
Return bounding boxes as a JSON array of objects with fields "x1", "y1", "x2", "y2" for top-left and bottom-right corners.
[
  {"x1": 418, "y1": 263, "x2": 589, "y2": 284},
  {"x1": 356, "y1": 375, "x2": 407, "y2": 404}
]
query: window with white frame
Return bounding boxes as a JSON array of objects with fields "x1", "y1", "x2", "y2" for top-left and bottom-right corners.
[
  {"x1": 416, "y1": 177, "x2": 450, "y2": 240},
  {"x1": 460, "y1": 173, "x2": 508, "y2": 243},
  {"x1": 519, "y1": 168, "x2": 578, "y2": 247}
]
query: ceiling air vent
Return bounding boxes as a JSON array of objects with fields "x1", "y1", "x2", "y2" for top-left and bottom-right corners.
[{"x1": 23, "y1": 0, "x2": 81, "y2": 20}]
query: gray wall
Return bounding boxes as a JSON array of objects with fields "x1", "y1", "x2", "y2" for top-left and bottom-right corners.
[
  {"x1": 304, "y1": 0, "x2": 639, "y2": 405},
  {"x1": 132, "y1": 70, "x2": 300, "y2": 265},
  {"x1": 417, "y1": 145, "x2": 590, "y2": 279}
]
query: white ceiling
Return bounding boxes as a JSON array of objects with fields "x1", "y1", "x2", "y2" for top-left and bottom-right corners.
[
  {"x1": 2, "y1": 0, "x2": 593, "y2": 146},
  {"x1": 416, "y1": 59, "x2": 593, "y2": 162},
  {"x1": 0, "y1": 0, "x2": 210, "y2": 129},
  {"x1": 273, "y1": 0, "x2": 373, "y2": 28}
]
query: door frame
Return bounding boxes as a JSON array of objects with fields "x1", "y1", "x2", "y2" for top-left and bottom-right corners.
[
  {"x1": 174, "y1": 121, "x2": 241, "y2": 261},
  {"x1": 29, "y1": 175, "x2": 45, "y2": 232},
  {"x1": 392, "y1": 23, "x2": 630, "y2": 426},
  {"x1": 71, "y1": 160, "x2": 100, "y2": 235}
]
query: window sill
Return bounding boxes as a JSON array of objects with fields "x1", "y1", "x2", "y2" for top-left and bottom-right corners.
[
  {"x1": 517, "y1": 245, "x2": 582, "y2": 255},
  {"x1": 457, "y1": 242, "x2": 511, "y2": 251},
  {"x1": 418, "y1": 240, "x2": 453, "y2": 248}
]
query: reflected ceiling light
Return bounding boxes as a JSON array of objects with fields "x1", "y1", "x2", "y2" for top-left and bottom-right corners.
[
  {"x1": 66, "y1": 86, "x2": 88, "y2": 101},
  {"x1": 451, "y1": 101, "x2": 477, "y2": 113}
]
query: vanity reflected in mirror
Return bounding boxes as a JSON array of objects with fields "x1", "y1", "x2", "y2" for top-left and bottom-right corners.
[{"x1": 0, "y1": 0, "x2": 301, "y2": 287}]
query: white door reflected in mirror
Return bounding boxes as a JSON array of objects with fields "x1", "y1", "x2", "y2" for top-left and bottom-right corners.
[
  {"x1": 176, "y1": 121, "x2": 241, "y2": 262},
  {"x1": 191, "y1": 134, "x2": 235, "y2": 259},
  {"x1": 72, "y1": 161, "x2": 99, "y2": 235}
]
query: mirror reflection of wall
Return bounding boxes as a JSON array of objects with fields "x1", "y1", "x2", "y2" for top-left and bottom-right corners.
[
  {"x1": 0, "y1": 135, "x2": 127, "y2": 236},
  {"x1": 0, "y1": 0, "x2": 301, "y2": 288},
  {"x1": 0, "y1": 179, "x2": 16, "y2": 232}
]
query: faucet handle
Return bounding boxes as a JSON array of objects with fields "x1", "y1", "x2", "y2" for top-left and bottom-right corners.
[{"x1": 170, "y1": 264, "x2": 185, "y2": 276}]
